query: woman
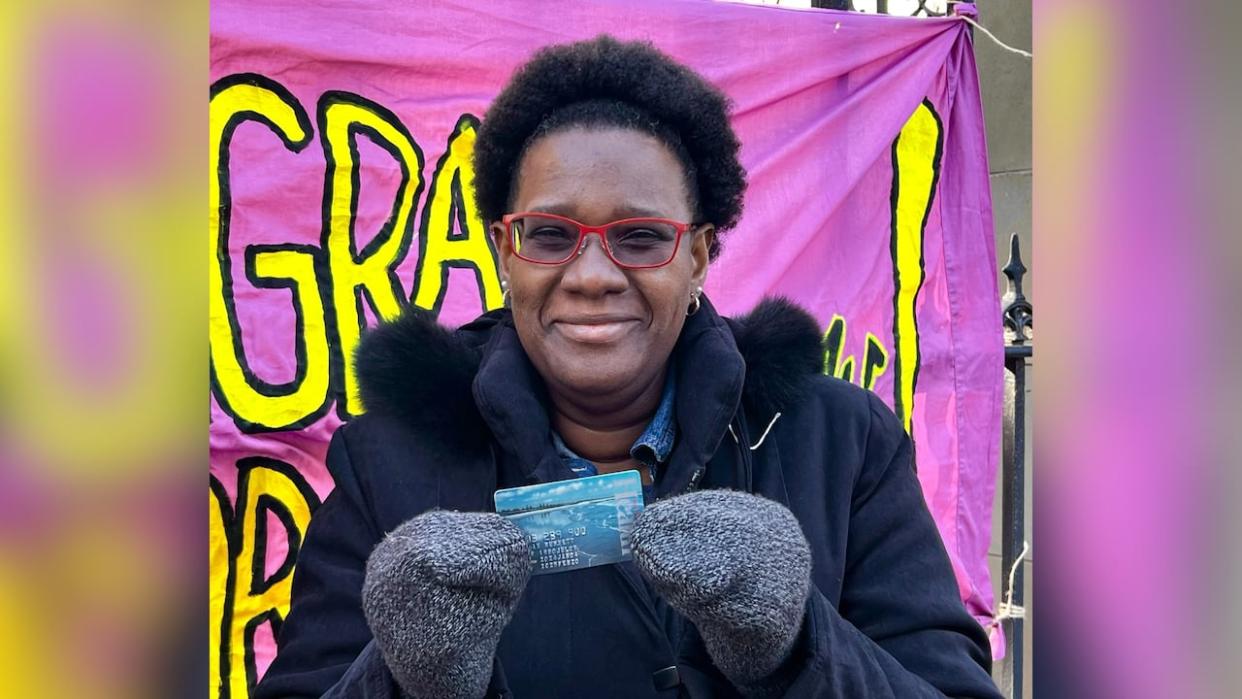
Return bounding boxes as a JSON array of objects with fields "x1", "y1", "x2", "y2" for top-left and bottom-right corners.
[{"x1": 256, "y1": 36, "x2": 1000, "y2": 699}]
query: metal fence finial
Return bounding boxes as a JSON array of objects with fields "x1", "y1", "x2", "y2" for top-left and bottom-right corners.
[{"x1": 1002, "y1": 234, "x2": 1032, "y2": 345}]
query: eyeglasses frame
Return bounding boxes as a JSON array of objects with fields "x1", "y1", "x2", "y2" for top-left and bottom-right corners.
[{"x1": 500, "y1": 211, "x2": 697, "y2": 270}]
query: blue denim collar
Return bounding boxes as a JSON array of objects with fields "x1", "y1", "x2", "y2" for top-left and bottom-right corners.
[
  {"x1": 630, "y1": 364, "x2": 677, "y2": 469},
  {"x1": 552, "y1": 364, "x2": 678, "y2": 481}
]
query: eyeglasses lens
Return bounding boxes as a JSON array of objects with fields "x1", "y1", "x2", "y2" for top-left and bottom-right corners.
[{"x1": 512, "y1": 216, "x2": 677, "y2": 267}]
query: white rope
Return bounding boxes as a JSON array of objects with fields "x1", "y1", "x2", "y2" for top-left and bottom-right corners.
[
  {"x1": 726, "y1": 412, "x2": 783, "y2": 450},
  {"x1": 990, "y1": 540, "x2": 1030, "y2": 626},
  {"x1": 748, "y1": 412, "x2": 782, "y2": 451},
  {"x1": 960, "y1": 16, "x2": 1032, "y2": 60}
]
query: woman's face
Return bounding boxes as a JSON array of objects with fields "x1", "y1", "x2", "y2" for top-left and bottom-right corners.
[{"x1": 491, "y1": 126, "x2": 712, "y2": 401}]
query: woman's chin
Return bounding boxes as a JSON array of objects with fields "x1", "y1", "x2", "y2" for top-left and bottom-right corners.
[{"x1": 549, "y1": 362, "x2": 647, "y2": 399}]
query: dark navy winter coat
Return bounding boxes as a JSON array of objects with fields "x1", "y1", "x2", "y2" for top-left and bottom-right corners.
[{"x1": 254, "y1": 298, "x2": 1001, "y2": 698}]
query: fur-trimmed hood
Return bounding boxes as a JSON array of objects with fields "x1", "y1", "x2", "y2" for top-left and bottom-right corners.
[{"x1": 353, "y1": 296, "x2": 824, "y2": 448}]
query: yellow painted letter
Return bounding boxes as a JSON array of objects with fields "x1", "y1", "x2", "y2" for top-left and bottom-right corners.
[
  {"x1": 318, "y1": 93, "x2": 425, "y2": 416},
  {"x1": 224, "y1": 459, "x2": 319, "y2": 699},
  {"x1": 889, "y1": 100, "x2": 943, "y2": 433},
  {"x1": 822, "y1": 314, "x2": 856, "y2": 384},
  {"x1": 412, "y1": 115, "x2": 503, "y2": 313},
  {"x1": 210, "y1": 479, "x2": 233, "y2": 699},
  {"x1": 210, "y1": 75, "x2": 331, "y2": 431}
]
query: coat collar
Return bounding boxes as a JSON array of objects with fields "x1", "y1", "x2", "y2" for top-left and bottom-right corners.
[
  {"x1": 353, "y1": 296, "x2": 824, "y2": 489},
  {"x1": 467, "y1": 297, "x2": 748, "y2": 489}
]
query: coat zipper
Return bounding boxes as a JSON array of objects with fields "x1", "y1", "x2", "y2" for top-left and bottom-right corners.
[{"x1": 686, "y1": 465, "x2": 705, "y2": 493}]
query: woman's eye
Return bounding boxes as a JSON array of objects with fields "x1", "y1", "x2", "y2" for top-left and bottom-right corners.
[
  {"x1": 528, "y1": 226, "x2": 575, "y2": 242},
  {"x1": 615, "y1": 228, "x2": 667, "y2": 244},
  {"x1": 618, "y1": 229, "x2": 660, "y2": 243}
]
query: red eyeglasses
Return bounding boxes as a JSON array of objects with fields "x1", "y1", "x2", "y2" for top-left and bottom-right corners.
[{"x1": 501, "y1": 212, "x2": 693, "y2": 269}]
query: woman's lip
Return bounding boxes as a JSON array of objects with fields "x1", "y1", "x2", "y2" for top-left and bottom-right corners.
[{"x1": 553, "y1": 319, "x2": 640, "y2": 344}]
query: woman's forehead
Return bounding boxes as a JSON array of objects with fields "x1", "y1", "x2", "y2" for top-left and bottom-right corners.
[{"x1": 512, "y1": 127, "x2": 693, "y2": 221}]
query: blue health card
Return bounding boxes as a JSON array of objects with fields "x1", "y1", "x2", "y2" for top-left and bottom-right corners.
[{"x1": 494, "y1": 471, "x2": 645, "y2": 576}]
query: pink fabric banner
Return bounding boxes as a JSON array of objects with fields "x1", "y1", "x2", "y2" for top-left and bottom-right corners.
[{"x1": 209, "y1": 2, "x2": 1003, "y2": 695}]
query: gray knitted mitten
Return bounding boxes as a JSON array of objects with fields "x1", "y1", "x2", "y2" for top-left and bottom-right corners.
[
  {"x1": 631, "y1": 490, "x2": 812, "y2": 695},
  {"x1": 362, "y1": 510, "x2": 532, "y2": 699}
]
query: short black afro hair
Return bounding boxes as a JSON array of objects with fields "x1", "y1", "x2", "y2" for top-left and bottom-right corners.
[{"x1": 473, "y1": 35, "x2": 747, "y2": 259}]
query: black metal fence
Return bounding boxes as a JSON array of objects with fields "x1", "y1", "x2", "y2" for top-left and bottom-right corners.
[{"x1": 999, "y1": 234, "x2": 1031, "y2": 699}]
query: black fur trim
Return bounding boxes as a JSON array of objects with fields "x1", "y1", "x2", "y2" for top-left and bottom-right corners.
[
  {"x1": 353, "y1": 307, "x2": 485, "y2": 446},
  {"x1": 355, "y1": 298, "x2": 824, "y2": 435},
  {"x1": 728, "y1": 297, "x2": 826, "y2": 418}
]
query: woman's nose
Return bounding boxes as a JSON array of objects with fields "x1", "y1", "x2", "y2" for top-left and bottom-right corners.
[{"x1": 559, "y1": 233, "x2": 628, "y2": 296}]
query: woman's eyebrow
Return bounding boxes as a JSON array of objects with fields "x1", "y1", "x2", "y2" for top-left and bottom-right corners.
[
  {"x1": 609, "y1": 205, "x2": 669, "y2": 219},
  {"x1": 521, "y1": 202, "x2": 575, "y2": 217},
  {"x1": 523, "y1": 202, "x2": 671, "y2": 220}
]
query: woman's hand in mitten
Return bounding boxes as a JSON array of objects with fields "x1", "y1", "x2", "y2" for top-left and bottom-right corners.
[
  {"x1": 362, "y1": 510, "x2": 532, "y2": 699},
  {"x1": 630, "y1": 490, "x2": 812, "y2": 696}
]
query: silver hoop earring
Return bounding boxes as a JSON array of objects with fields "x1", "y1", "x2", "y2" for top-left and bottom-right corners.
[
  {"x1": 501, "y1": 280, "x2": 511, "y2": 307},
  {"x1": 687, "y1": 287, "x2": 702, "y2": 316}
]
